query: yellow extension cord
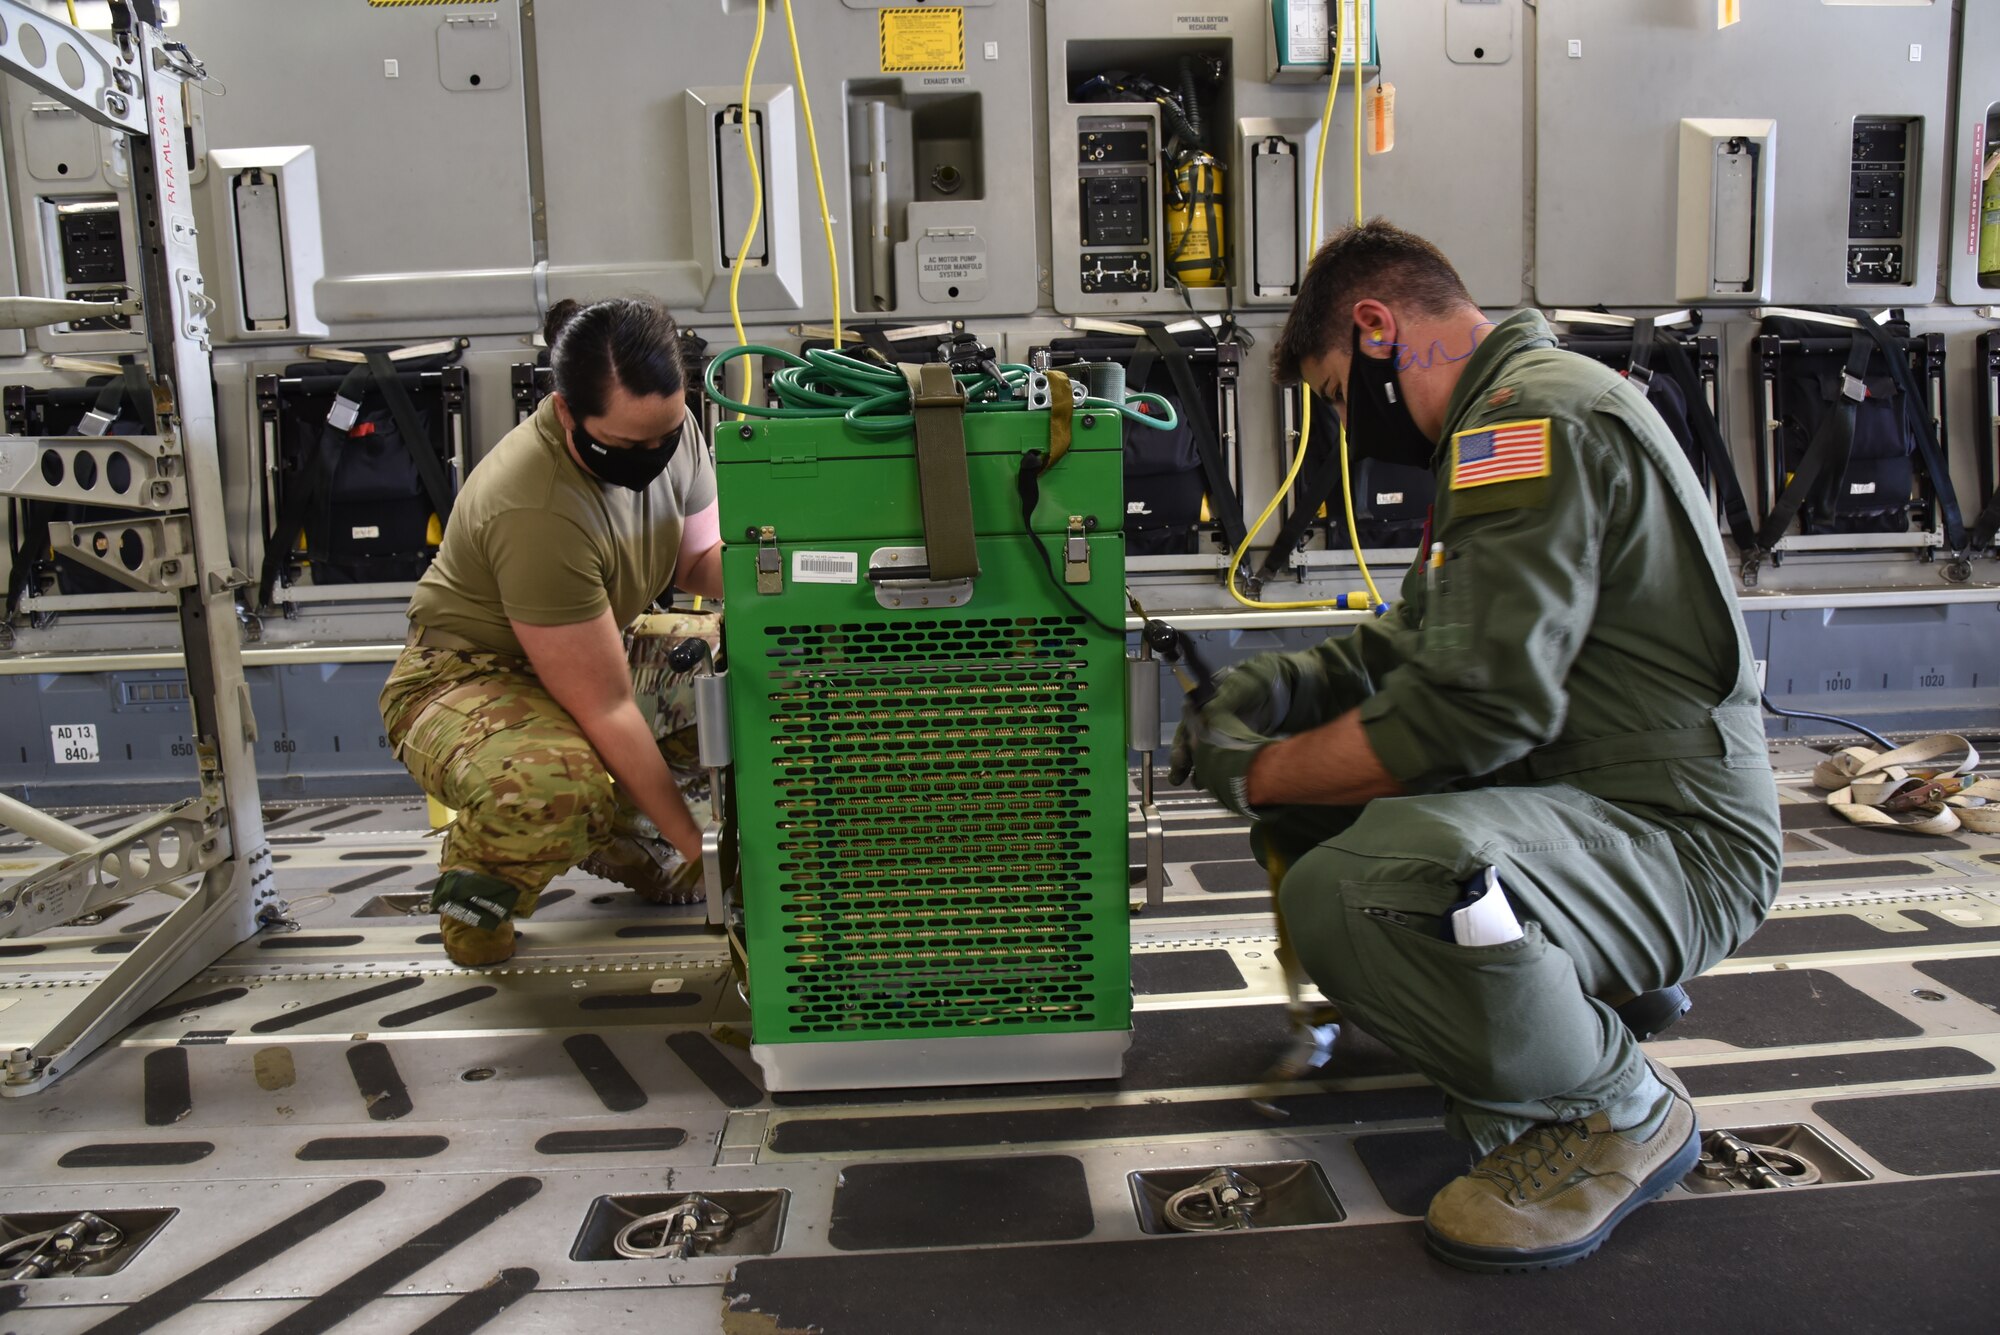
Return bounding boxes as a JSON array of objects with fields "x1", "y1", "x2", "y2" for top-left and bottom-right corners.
[
  {"x1": 782, "y1": 0, "x2": 842, "y2": 353},
  {"x1": 730, "y1": 0, "x2": 843, "y2": 419},
  {"x1": 1224, "y1": 0, "x2": 1385, "y2": 614},
  {"x1": 727, "y1": 0, "x2": 769, "y2": 420}
]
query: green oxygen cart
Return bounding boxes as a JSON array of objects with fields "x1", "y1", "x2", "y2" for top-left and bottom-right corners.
[{"x1": 709, "y1": 361, "x2": 1136, "y2": 1091}]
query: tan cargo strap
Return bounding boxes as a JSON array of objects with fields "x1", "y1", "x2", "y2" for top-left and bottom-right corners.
[
  {"x1": 1045, "y1": 369, "x2": 1075, "y2": 469},
  {"x1": 899, "y1": 362, "x2": 980, "y2": 582},
  {"x1": 1812, "y1": 733, "x2": 1986, "y2": 836}
]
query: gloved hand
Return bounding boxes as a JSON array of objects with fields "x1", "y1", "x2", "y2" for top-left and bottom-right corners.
[
  {"x1": 1168, "y1": 652, "x2": 1304, "y2": 786},
  {"x1": 1168, "y1": 701, "x2": 1282, "y2": 817}
]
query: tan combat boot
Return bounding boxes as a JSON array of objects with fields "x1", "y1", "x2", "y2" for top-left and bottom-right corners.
[
  {"x1": 580, "y1": 835, "x2": 704, "y2": 905},
  {"x1": 439, "y1": 917, "x2": 516, "y2": 967},
  {"x1": 1424, "y1": 1070, "x2": 1700, "y2": 1272}
]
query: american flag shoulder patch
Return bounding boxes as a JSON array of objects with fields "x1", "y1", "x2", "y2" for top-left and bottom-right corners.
[{"x1": 1450, "y1": 418, "x2": 1552, "y2": 490}]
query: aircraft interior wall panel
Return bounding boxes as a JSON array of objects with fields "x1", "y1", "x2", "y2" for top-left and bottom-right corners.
[
  {"x1": 1535, "y1": 0, "x2": 1952, "y2": 308},
  {"x1": 1946, "y1": 1, "x2": 2000, "y2": 306},
  {"x1": 531, "y1": 0, "x2": 1039, "y2": 322},
  {"x1": 1349, "y1": 0, "x2": 1525, "y2": 308},
  {"x1": 168, "y1": 0, "x2": 538, "y2": 334}
]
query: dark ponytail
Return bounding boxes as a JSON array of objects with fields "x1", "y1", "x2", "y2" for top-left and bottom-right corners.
[{"x1": 545, "y1": 296, "x2": 684, "y2": 420}]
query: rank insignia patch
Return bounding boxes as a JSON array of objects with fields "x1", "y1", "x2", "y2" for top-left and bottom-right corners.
[{"x1": 1451, "y1": 419, "x2": 1551, "y2": 489}]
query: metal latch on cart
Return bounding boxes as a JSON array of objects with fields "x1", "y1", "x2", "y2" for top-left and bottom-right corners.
[
  {"x1": 755, "y1": 526, "x2": 782, "y2": 595},
  {"x1": 1064, "y1": 515, "x2": 1090, "y2": 584},
  {"x1": 868, "y1": 545, "x2": 973, "y2": 610}
]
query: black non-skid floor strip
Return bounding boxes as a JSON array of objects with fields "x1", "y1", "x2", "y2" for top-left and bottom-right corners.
[
  {"x1": 378, "y1": 985, "x2": 498, "y2": 1029},
  {"x1": 258, "y1": 1177, "x2": 544, "y2": 1335},
  {"x1": 1813, "y1": 824, "x2": 1969, "y2": 855},
  {"x1": 94, "y1": 940, "x2": 138, "y2": 955},
  {"x1": 1130, "y1": 948, "x2": 1248, "y2": 995},
  {"x1": 1140, "y1": 894, "x2": 1275, "y2": 919},
  {"x1": 1815, "y1": 1085, "x2": 2000, "y2": 1176},
  {"x1": 1674, "y1": 969, "x2": 1922, "y2": 1048},
  {"x1": 404, "y1": 1267, "x2": 540, "y2": 1335},
  {"x1": 325, "y1": 868, "x2": 404, "y2": 896},
  {"x1": 613, "y1": 922, "x2": 715, "y2": 938},
  {"x1": 1352, "y1": 1128, "x2": 1475, "y2": 1217},
  {"x1": 1191, "y1": 861, "x2": 1271, "y2": 894},
  {"x1": 136, "y1": 987, "x2": 249, "y2": 1026},
  {"x1": 338, "y1": 849, "x2": 430, "y2": 861},
  {"x1": 249, "y1": 975, "x2": 425, "y2": 1034},
  {"x1": 535, "y1": 1127, "x2": 688, "y2": 1155},
  {"x1": 665, "y1": 1031, "x2": 764, "y2": 1108},
  {"x1": 1678, "y1": 1045, "x2": 1992, "y2": 1099},
  {"x1": 178, "y1": 1030, "x2": 233, "y2": 1046},
  {"x1": 143, "y1": 1047, "x2": 192, "y2": 1126},
  {"x1": 57, "y1": 1141, "x2": 215, "y2": 1169},
  {"x1": 829, "y1": 1154, "x2": 1094, "y2": 1251},
  {"x1": 119, "y1": 912, "x2": 169, "y2": 935},
  {"x1": 723, "y1": 1177, "x2": 2000, "y2": 1335},
  {"x1": 1158, "y1": 832, "x2": 1265, "y2": 864},
  {"x1": 563, "y1": 1033, "x2": 647, "y2": 1113},
  {"x1": 0, "y1": 1284, "x2": 22, "y2": 1317},
  {"x1": 1735, "y1": 908, "x2": 2000, "y2": 958},
  {"x1": 297, "y1": 1135, "x2": 450, "y2": 1161},
  {"x1": 260, "y1": 934, "x2": 367, "y2": 950},
  {"x1": 1913, "y1": 955, "x2": 2000, "y2": 1012},
  {"x1": 769, "y1": 1084, "x2": 1445, "y2": 1155},
  {"x1": 311, "y1": 807, "x2": 382, "y2": 832},
  {"x1": 77, "y1": 1180, "x2": 388, "y2": 1335},
  {"x1": 1780, "y1": 858, "x2": 1934, "y2": 883},
  {"x1": 347, "y1": 1041, "x2": 414, "y2": 1121}
]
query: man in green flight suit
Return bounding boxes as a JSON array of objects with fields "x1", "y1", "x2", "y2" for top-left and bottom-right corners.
[{"x1": 1173, "y1": 222, "x2": 1781, "y2": 1271}]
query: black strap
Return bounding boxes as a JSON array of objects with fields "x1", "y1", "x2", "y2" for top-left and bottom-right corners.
[
  {"x1": 362, "y1": 350, "x2": 456, "y2": 528},
  {"x1": 1646, "y1": 334, "x2": 1757, "y2": 553},
  {"x1": 259, "y1": 364, "x2": 370, "y2": 606},
  {"x1": 1753, "y1": 335, "x2": 1873, "y2": 556},
  {"x1": 1626, "y1": 317, "x2": 1658, "y2": 388},
  {"x1": 1256, "y1": 413, "x2": 1350, "y2": 580},
  {"x1": 1835, "y1": 315, "x2": 1966, "y2": 553},
  {"x1": 1140, "y1": 324, "x2": 1247, "y2": 552}
]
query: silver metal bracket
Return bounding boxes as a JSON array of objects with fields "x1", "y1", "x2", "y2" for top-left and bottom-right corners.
[
  {"x1": 1064, "y1": 516, "x2": 1091, "y2": 584},
  {"x1": 1025, "y1": 370, "x2": 1053, "y2": 411},
  {"x1": 0, "y1": 797, "x2": 226, "y2": 940},
  {"x1": 0, "y1": 3, "x2": 145, "y2": 133},
  {"x1": 868, "y1": 545, "x2": 974, "y2": 610},
  {"x1": 44, "y1": 514, "x2": 195, "y2": 592},
  {"x1": 0, "y1": 434, "x2": 187, "y2": 510},
  {"x1": 755, "y1": 526, "x2": 783, "y2": 594}
]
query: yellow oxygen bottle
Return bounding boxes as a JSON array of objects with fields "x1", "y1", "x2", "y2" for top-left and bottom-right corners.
[{"x1": 1164, "y1": 152, "x2": 1227, "y2": 288}]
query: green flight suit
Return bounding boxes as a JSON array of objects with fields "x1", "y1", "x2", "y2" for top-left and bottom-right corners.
[{"x1": 1251, "y1": 311, "x2": 1782, "y2": 1154}]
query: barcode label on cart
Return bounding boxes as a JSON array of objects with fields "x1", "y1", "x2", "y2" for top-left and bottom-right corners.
[
  {"x1": 792, "y1": 551, "x2": 859, "y2": 585},
  {"x1": 51, "y1": 723, "x2": 99, "y2": 764}
]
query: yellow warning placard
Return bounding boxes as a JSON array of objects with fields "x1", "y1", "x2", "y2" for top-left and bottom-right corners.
[{"x1": 880, "y1": 7, "x2": 965, "y2": 73}]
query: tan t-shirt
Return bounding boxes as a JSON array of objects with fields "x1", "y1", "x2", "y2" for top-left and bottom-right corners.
[{"x1": 406, "y1": 395, "x2": 717, "y2": 656}]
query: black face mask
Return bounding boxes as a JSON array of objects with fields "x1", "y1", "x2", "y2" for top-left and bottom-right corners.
[
  {"x1": 1341, "y1": 326, "x2": 1437, "y2": 469},
  {"x1": 571, "y1": 417, "x2": 683, "y2": 492}
]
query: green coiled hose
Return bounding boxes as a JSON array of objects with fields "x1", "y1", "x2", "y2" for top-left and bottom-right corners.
[{"x1": 702, "y1": 344, "x2": 1180, "y2": 437}]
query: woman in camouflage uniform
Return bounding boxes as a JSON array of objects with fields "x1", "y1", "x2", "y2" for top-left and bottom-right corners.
[{"x1": 379, "y1": 298, "x2": 723, "y2": 966}]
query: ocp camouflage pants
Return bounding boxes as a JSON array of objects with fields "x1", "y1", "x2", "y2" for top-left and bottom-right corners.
[{"x1": 379, "y1": 613, "x2": 719, "y2": 918}]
